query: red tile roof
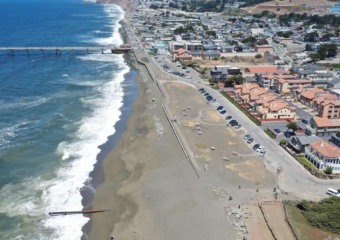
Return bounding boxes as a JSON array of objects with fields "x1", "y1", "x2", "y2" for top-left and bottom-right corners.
[{"x1": 310, "y1": 139, "x2": 340, "y2": 158}]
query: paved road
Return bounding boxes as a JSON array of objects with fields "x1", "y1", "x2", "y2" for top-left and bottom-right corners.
[{"x1": 123, "y1": 19, "x2": 340, "y2": 201}]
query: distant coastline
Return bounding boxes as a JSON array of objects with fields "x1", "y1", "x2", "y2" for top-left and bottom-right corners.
[{"x1": 96, "y1": 0, "x2": 129, "y2": 9}]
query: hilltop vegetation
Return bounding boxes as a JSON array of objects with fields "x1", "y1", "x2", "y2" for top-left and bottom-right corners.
[{"x1": 298, "y1": 197, "x2": 340, "y2": 234}]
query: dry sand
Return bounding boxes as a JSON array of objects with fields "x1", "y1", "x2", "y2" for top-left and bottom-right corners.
[{"x1": 87, "y1": 67, "x2": 281, "y2": 239}]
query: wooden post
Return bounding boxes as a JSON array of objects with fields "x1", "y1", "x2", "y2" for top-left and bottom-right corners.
[
  {"x1": 41, "y1": 49, "x2": 44, "y2": 56},
  {"x1": 25, "y1": 49, "x2": 29, "y2": 56},
  {"x1": 10, "y1": 49, "x2": 13, "y2": 56}
]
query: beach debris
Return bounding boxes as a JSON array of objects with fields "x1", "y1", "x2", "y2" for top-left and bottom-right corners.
[
  {"x1": 223, "y1": 157, "x2": 229, "y2": 161},
  {"x1": 225, "y1": 206, "x2": 252, "y2": 240},
  {"x1": 152, "y1": 98, "x2": 156, "y2": 102},
  {"x1": 153, "y1": 115, "x2": 164, "y2": 138},
  {"x1": 197, "y1": 127, "x2": 201, "y2": 130},
  {"x1": 187, "y1": 106, "x2": 191, "y2": 109},
  {"x1": 198, "y1": 132, "x2": 202, "y2": 135},
  {"x1": 183, "y1": 113, "x2": 187, "y2": 116},
  {"x1": 211, "y1": 146, "x2": 215, "y2": 150},
  {"x1": 196, "y1": 123, "x2": 199, "y2": 126}
]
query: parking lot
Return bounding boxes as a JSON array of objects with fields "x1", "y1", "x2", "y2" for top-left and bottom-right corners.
[{"x1": 198, "y1": 87, "x2": 268, "y2": 157}]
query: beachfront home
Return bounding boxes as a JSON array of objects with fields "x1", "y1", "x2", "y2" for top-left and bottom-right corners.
[
  {"x1": 172, "y1": 48, "x2": 193, "y2": 61},
  {"x1": 305, "y1": 139, "x2": 340, "y2": 173}
]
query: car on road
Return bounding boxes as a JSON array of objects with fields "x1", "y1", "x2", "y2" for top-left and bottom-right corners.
[
  {"x1": 284, "y1": 132, "x2": 291, "y2": 138},
  {"x1": 256, "y1": 146, "x2": 265, "y2": 152},
  {"x1": 326, "y1": 188, "x2": 340, "y2": 197},
  {"x1": 244, "y1": 134, "x2": 251, "y2": 140},
  {"x1": 247, "y1": 138, "x2": 254, "y2": 144},
  {"x1": 220, "y1": 110, "x2": 226, "y2": 114},
  {"x1": 235, "y1": 124, "x2": 241, "y2": 129},
  {"x1": 179, "y1": 73, "x2": 185, "y2": 77},
  {"x1": 225, "y1": 116, "x2": 232, "y2": 120},
  {"x1": 213, "y1": 103, "x2": 220, "y2": 107},
  {"x1": 201, "y1": 90, "x2": 206, "y2": 94},
  {"x1": 184, "y1": 76, "x2": 192, "y2": 79},
  {"x1": 253, "y1": 144, "x2": 260, "y2": 150},
  {"x1": 199, "y1": 88, "x2": 205, "y2": 91},
  {"x1": 217, "y1": 106, "x2": 223, "y2": 111},
  {"x1": 186, "y1": 70, "x2": 190, "y2": 73},
  {"x1": 302, "y1": 119, "x2": 309, "y2": 124},
  {"x1": 259, "y1": 150, "x2": 266, "y2": 157},
  {"x1": 274, "y1": 129, "x2": 281, "y2": 133}
]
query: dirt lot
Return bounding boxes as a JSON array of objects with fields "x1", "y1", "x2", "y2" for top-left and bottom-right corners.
[{"x1": 261, "y1": 204, "x2": 296, "y2": 240}]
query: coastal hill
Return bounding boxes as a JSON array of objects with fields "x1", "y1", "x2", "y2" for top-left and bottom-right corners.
[{"x1": 96, "y1": 0, "x2": 129, "y2": 8}]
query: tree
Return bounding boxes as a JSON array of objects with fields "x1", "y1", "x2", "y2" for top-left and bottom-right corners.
[
  {"x1": 206, "y1": 31, "x2": 216, "y2": 37},
  {"x1": 309, "y1": 53, "x2": 320, "y2": 63},
  {"x1": 286, "y1": 122, "x2": 299, "y2": 133},
  {"x1": 317, "y1": 43, "x2": 338, "y2": 59},
  {"x1": 304, "y1": 31, "x2": 318, "y2": 42},
  {"x1": 225, "y1": 75, "x2": 244, "y2": 85},
  {"x1": 255, "y1": 54, "x2": 262, "y2": 58},
  {"x1": 325, "y1": 166, "x2": 333, "y2": 174},
  {"x1": 257, "y1": 38, "x2": 268, "y2": 45}
]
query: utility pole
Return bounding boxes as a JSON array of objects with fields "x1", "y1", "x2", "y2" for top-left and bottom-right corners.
[{"x1": 205, "y1": 161, "x2": 208, "y2": 171}]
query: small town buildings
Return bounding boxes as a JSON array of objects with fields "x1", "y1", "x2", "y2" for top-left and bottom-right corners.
[
  {"x1": 245, "y1": 66, "x2": 282, "y2": 75},
  {"x1": 316, "y1": 98, "x2": 340, "y2": 118},
  {"x1": 287, "y1": 135, "x2": 320, "y2": 154},
  {"x1": 305, "y1": 139, "x2": 340, "y2": 173},
  {"x1": 299, "y1": 88, "x2": 326, "y2": 107},
  {"x1": 201, "y1": 50, "x2": 220, "y2": 59},
  {"x1": 330, "y1": 131, "x2": 340, "y2": 148},
  {"x1": 254, "y1": 45, "x2": 273, "y2": 53}
]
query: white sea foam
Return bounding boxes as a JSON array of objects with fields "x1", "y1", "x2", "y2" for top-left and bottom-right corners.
[
  {"x1": 0, "y1": 96, "x2": 49, "y2": 110},
  {"x1": 0, "y1": 5, "x2": 129, "y2": 240}
]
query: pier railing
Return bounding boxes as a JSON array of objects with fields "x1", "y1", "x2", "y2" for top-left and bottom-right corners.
[{"x1": 0, "y1": 45, "x2": 132, "y2": 56}]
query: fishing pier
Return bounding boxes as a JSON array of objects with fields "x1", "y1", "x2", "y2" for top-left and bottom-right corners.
[{"x1": 0, "y1": 44, "x2": 132, "y2": 56}]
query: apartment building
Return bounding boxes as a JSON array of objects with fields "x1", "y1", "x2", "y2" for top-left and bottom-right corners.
[
  {"x1": 278, "y1": 79, "x2": 312, "y2": 94},
  {"x1": 257, "y1": 99, "x2": 296, "y2": 120},
  {"x1": 306, "y1": 117, "x2": 340, "y2": 137}
]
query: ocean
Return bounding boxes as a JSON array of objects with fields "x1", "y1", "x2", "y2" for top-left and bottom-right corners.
[{"x1": 0, "y1": 0, "x2": 134, "y2": 239}]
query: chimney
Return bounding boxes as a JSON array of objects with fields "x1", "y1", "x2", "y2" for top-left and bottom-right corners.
[{"x1": 320, "y1": 141, "x2": 323, "y2": 147}]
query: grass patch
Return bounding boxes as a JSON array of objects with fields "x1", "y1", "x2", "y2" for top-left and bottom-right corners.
[
  {"x1": 297, "y1": 157, "x2": 317, "y2": 170},
  {"x1": 195, "y1": 143, "x2": 207, "y2": 149},
  {"x1": 264, "y1": 130, "x2": 276, "y2": 139},
  {"x1": 210, "y1": 85, "x2": 219, "y2": 90},
  {"x1": 220, "y1": 92, "x2": 261, "y2": 126},
  {"x1": 285, "y1": 202, "x2": 340, "y2": 240},
  {"x1": 147, "y1": 52, "x2": 155, "y2": 56},
  {"x1": 141, "y1": 57, "x2": 149, "y2": 63}
]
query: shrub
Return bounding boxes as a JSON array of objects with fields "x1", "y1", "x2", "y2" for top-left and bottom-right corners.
[
  {"x1": 255, "y1": 54, "x2": 262, "y2": 59},
  {"x1": 325, "y1": 166, "x2": 333, "y2": 174},
  {"x1": 280, "y1": 139, "x2": 287, "y2": 145}
]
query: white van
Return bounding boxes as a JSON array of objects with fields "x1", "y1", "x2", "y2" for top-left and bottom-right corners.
[{"x1": 326, "y1": 188, "x2": 340, "y2": 197}]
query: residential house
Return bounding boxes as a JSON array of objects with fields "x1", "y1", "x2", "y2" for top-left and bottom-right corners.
[
  {"x1": 201, "y1": 50, "x2": 220, "y2": 59},
  {"x1": 330, "y1": 131, "x2": 340, "y2": 148},
  {"x1": 317, "y1": 98, "x2": 340, "y2": 118},
  {"x1": 184, "y1": 41, "x2": 203, "y2": 52},
  {"x1": 249, "y1": 92, "x2": 278, "y2": 113},
  {"x1": 287, "y1": 135, "x2": 321, "y2": 154},
  {"x1": 168, "y1": 41, "x2": 184, "y2": 53},
  {"x1": 305, "y1": 117, "x2": 340, "y2": 137},
  {"x1": 172, "y1": 48, "x2": 193, "y2": 61},
  {"x1": 312, "y1": 93, "x2": 338, "y2": 111},
  {"x1": 228, "y1": 67, "x2": 241, "y2": 76},
  {"x1": 327, "y1": 78, "x2": 340, "y2": 89},
  {"x1": 278, "y1": 79, "x2": 312, "y2": 94},
  {"x1": 257, "y1": 99, "x2": 296, "y2": 120},
  {"x1": 299, "y1": 88, "x2": 325, "y2": 107},
  {"x1": 305, "y1": 139, "x2": 340, "y2": 173},
  {"x1": 245, "y1": 66, "x2": 284, "y2": 75},
  {"x1": 258, "y1": 74, "x2": 298, "y2": 90},
  {"x1": 254, "y1": 45, "x2": 273, "y2": 53}
]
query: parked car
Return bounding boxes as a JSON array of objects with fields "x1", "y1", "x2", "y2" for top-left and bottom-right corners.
[
  {"x1": 199, "y1": 88, "x2": 205, "y2": 91},
  {"x1": 217, "y1": 106, "x2": 223, "y2": 111},
  {"x1": 256, "y1": 146, "x2": 265, "y2": 152},
  {"x1": 284, "y1": 132, "x2": 291, "y2": 138},
  {"x1": 201, "y1": 90, "x2": 206, "y2": 94},
  {"x1": 247, "y1": 138, "x2": 254, "y2": 144},
  {"x1": 274, "y1": 129, "x2": 281, "y2": 133},
  {"x1": 253, "y1": 144, "x2": 260, "y2": 150},
  {"x1": 182, "y1": 66, "x2": 187, "y2": 69},
  {"x1": 302, "y1": 119, "x2": 309, "y2": 124},
  {"x1": 235, "y1": 124, "x2": 241, "y2": 129},
  {"x1": 326, "y1": 188, "x2": 340, "y2": 197},
  {"x1": 213, "y1": 103, "x2": 220, "y2": 107},
  {"x1": 220, "y1": 110, "x2": 226, "y2": 114},
  {"x1": 259, "y1": 150, "x2": 266, "y2": 157},
  {"x1": 231, "y1": 121, "x2": 238, "y2": 126},
  {"x1": 211, "y1": 99, "x2": 216, "y2": 102},
  {"x1": 204, "y1": 93, "x2": 209, "y2": 96},
  {"x1": 225, "y1": 116, "x2": 232, "y2": 120},
  {"x1": 186, "y1": 70, "x2": 190, "y2": 73},
  {"x1": 244, "y1": 134, "x2": 251, "y2": 140}
]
